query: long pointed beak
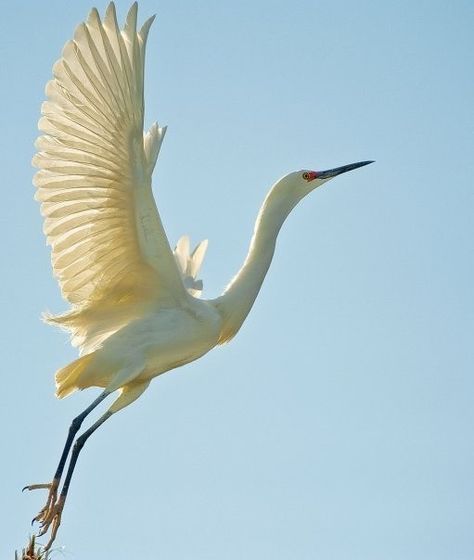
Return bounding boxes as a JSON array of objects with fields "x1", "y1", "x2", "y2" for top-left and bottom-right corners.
[{"x1": 317, "y1": 160, "x2": 374, "y2": 179}]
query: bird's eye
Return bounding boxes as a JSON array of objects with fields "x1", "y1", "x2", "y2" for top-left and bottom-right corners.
[{"x1": 302, "y1": 172, "x2": 310, "y2": 181}]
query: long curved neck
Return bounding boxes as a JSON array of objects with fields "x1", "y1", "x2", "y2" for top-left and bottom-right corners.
[{"x1": 213, "y1": 186, "x2": 297, "y2": 343}]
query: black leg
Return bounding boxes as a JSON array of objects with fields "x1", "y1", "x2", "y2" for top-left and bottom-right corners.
[
  {"x1": 24, "y1": 391, "x2": 110, "y2": 493},
  {"x1": 40, "y1": 410, "x2": 114, "y2": 550},
  {"x1": 54, "y1": 390, "x2": 110, "y2": 482},
  {"x1": 30, "y1": 381, "x2": 150, "y2": 550},
  {"x1": 24, "y1": 390, "x2": 110, "y2": 535},
  {"x1": 61, "y1": 411, "x2": 113, "y2": 499}
]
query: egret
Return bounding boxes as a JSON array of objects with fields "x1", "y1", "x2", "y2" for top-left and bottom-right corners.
[{"x1": 24, "y1": 2, "x2": 373, "y2": 550}]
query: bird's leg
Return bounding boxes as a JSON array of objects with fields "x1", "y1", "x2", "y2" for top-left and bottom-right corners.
[
  {"x1": 31, "y1": 382, "x2": 149, "y2": 550},
  {"x1": 24, "y1": 391, "x2": 110, "y2": 527},
  {"x1": 39, "y1": 410, "x2": 114, "y2": 551}
]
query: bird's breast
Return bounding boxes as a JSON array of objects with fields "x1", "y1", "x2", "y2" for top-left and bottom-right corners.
[{"x1": 119, "y1": 302, "x2": 222, "y2": 380}]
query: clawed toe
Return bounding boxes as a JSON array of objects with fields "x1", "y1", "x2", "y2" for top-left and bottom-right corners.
[
  {"x1": 24, "y1": 479, "x2": 60, "y2": 532},
  {"x1": 32, "y1": 504, "x2": 50, "y2": 526},
  {"x1": 37, "y1": 495, "x2": 64, "y2": 534},
  {"x1": 36, "y1": 496, "x2": 65, "y2": 550},
  {"x1": 23, "y1": 482, "x2": 53, "y2": 493}
]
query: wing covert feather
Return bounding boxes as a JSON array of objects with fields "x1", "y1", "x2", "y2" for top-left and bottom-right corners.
[{"x1": 34, "y1": 2, "x2": 186, "y2": 308}]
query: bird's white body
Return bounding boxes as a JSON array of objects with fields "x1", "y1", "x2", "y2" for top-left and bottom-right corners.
[
  {"x1": 27, "y1": 3, "x2": 372, "y2": 549},
  {"x1": 51, "y1": 170, "x2": 301, "y2": 408},
  {"x1": 50, "y1": 165, "x2": 318, "y2": 409},
  {"x1": 32, "y1": 2, "x2": 371, "y2": 415},
  {"x1": 64, "y1": 298, "x2": 222, "y2": 404}
]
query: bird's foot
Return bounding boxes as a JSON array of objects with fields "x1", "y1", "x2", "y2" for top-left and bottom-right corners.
[
  {"x1": 36, "y1": 495, "x2": 65, "y2": 551},
  {"x1": 23, "y1": 478, "x2": 59, "y2": 523},
  {"x1": 23, "y1": 478, "x2": 64, "y2": 548}
]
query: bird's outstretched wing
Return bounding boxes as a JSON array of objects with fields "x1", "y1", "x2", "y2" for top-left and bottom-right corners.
[{"x1": 33, "y1": 3, "x2": 187, "y2": 308}]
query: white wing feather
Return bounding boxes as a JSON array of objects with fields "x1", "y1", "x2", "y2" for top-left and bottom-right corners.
[
  {"x1": 33, "y1": 3, "x2": 186, "y2": 311},
  {"x1": 173, "y1": 236, "x2": 208, "y2": 297}
]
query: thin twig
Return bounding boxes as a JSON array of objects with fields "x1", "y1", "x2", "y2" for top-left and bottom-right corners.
[{"x1": 15, "y1": 535, "x2": 49, "y2": 560}]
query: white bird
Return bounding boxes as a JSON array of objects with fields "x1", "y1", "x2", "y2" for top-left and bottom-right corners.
[{"x1": 24, "y1": 2, "x2": 373, "y2": 550}]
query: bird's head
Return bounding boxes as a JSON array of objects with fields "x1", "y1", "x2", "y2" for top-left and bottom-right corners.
[
  {"x1": 272, "y1": 160, "x2": 374, "y2": 209},
  {"x1": 269, "y1": 161, "x2": 374, "y2": 217}
]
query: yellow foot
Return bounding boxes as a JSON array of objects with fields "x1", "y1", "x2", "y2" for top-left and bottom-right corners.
[
  {"x1": 23, "y1": 478, "x2": 65, "y2": 549},
  {"x1": 37, "y1": 495, "x2": 65, "y2": 551},
  {"x1": 23, "y1": 478, "x2": 59, "y2": 527}
]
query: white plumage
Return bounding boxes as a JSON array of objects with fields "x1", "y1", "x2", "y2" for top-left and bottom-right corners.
[{"x1": 26, "y1": 2, "x2": 372, "y2": 550}]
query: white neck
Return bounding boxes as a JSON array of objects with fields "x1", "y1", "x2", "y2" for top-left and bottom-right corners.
[{"x1": 212, "y1": 184, "x2": 298, "y2": 343}]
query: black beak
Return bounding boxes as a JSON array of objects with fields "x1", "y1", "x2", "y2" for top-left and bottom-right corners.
[{"x1": 317, "y1": 160, "x2": 374, "y2": 179}]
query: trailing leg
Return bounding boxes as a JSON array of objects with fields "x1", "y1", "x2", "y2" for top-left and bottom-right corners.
[
  {"x1": 38, "y1": 381, "x2": 150, "y2": 550},
  {"x1": 24, "y1": 391, "x2": 110, "y2": 526},
  {"x1": 39, "y1": 410, "x2": 114, "y2": 549}
]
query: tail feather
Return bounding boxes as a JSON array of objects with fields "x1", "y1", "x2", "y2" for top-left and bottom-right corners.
[{"x1": 55, "y1": 353, "x2": 94, "y2": 398}]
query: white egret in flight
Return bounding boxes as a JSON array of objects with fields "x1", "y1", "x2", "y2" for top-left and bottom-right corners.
[{"x1": 24, "y1": 2, "x2": 373, "y2": 549}]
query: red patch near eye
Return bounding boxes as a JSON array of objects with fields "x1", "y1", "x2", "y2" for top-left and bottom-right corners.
[{"x1": 303, "y1": 171, "x2": 318, "y2": 182}]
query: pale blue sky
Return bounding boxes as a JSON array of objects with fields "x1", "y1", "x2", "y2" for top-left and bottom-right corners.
[{"x1": 1, "y1": 1, "x2": 473, "y2": 559}]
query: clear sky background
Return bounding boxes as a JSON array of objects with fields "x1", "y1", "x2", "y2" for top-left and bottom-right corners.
[{"x1": 1, "y1": 1, "x2": 473, "y2": 559}]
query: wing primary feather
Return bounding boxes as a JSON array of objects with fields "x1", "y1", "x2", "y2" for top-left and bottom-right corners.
[
  {"x1": 94, "y1": 12, "x2": 129, "y2": 112},
  {"x1": 139, "y1": 15, "x2": 156, "y2": 46},
  {"x1": 112, "y1": 8, "x2": 138, "y2": 126},
  {"x1": 81, "y1": 26, "x2": 122, "y2": 113},
  {"x1": 39, "y1": 113, "x2": 125, "y2": 159},
  {"x1": 45, "y1": 79, "x2": 113, "y2": 137},
  {"x1": 34, "y1": 2, "x2": 188, "y2": 322},
  {"x1": 64, "y1": 42, "x2": 118, "y2": 121}
]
